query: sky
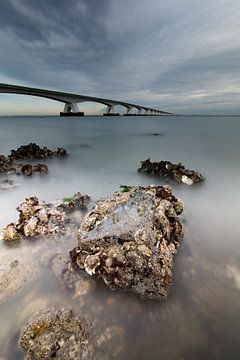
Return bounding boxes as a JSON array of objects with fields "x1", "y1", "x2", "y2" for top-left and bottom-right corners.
[{"x1": 0, "y1": 0, "x2": 240, "y2": 115}]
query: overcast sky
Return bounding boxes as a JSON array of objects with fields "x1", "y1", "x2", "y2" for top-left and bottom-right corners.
[{"x1": 0, "y1": 0, "x2": 240, "y2": 115}]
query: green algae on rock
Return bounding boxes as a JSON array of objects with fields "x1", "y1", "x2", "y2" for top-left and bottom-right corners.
[
  {"x1": 138, "y1": 158, "x2": 204, "y2": 185},
  {"x1": 71, "y1": 185, "x2": 184, "y2": 299}
]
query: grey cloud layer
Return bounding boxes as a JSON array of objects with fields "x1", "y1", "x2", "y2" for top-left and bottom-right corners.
[{"x1": 0, "y1": 0, "x2": 240, "y2": 114}]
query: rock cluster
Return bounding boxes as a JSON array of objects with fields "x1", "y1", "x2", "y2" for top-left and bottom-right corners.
[
  {"x1": 0, "y1": 143, "x2": 67, "y2": 177},
  {"x1": 1, "y1": 192, "x2": 90, "y2": 242},
  {"x1": 20, "y1": 308, "x2": 123, "y2": 360},
  {"x1": 9, "y1": 143, "x2": 67, "y2": 160},
  {"x1": 138, "y1": 158, "x2": 204, "y2": 185},
  {"x1": 71, "y1": 185, "x2": 184, "y2": 299}
]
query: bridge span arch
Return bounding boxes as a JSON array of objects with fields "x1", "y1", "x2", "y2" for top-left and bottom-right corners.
[{"x1": 0, "y1": 83, "x2": 173, "y2": 116}]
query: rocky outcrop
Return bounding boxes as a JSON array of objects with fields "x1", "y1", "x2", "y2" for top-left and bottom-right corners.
[
  {"x1": 0, "y1": 143, "x2": 67, "y2": 178},
  {"x1": 138, "y1": 158, "x2": 204, "y2": 185},
  {"x1": 9, "y1": 143, "x2": 67, "y2": 161},
  {"x1": 71, "y1": 185, "x2": 184, "y2": 299},
  {"x1": 1, "y1": 192, "x2": 90, "y2": 242}
]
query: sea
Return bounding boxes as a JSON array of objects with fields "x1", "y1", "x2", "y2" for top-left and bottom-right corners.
[{"x1": 0, "y1": 115, "x2": 239, "y2": 359}]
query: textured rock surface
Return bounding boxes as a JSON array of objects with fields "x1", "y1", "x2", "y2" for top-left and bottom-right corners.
[
  {"x1": 9, "y1": 143, "x2": 67, "y2": 161},
  {"x1": 20, "y1": 308, "x2": 124, "y2": 360},
  {"x1": 138, "y1": 158, "x2": 204, "y2": 185},
  {"x1": 0, "y1": 143, "x2": 67, "y2": 178},
  {"x1": 1, "y1": 192, "x2": 90, "y2": 242},
  {"x1": 71, "y1": 185, "x2": 184, "y2": 299}
]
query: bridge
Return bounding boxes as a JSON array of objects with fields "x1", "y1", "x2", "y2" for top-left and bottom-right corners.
[{"x1": 0, "y1": 83, "x2": 173, "y2": 116}]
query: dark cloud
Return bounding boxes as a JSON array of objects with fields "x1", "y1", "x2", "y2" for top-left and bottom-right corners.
[{"x1": 0, "y1": 0, "x2": 240, "y2": 114}]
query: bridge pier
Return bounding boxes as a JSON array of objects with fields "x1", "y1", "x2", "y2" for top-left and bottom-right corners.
[
  {"x1": 103, "y1": 105, "x2": 119, "y2": 116},
  {"x1": 124, "y1": 106, "x2": 133, "y2": 116},
  {"x1": 60, "y1": 102, "x2": 84, "y2": 116}
]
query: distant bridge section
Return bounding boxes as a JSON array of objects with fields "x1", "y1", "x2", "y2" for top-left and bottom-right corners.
[{"x1": 0, "y1": 83, "x2": 173, "y2": 116}]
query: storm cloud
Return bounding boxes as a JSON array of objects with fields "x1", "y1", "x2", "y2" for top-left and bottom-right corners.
[{"x1": 0, "y1": 0, "x2": 240, "y2": 114}]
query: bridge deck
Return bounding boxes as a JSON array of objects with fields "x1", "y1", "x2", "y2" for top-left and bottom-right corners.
[{"x1": 0, "y1": 83, "x2": 173, "y2": 115}]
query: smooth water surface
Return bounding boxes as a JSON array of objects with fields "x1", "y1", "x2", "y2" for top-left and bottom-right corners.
[{"x1": 0, "y1": 115, "x2": 240, "y2": 359}]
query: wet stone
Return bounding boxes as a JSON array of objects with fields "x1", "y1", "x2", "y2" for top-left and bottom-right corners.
[
  {"x1": 0, "y1": 143, "x2": 67, "y2": 179},
  {"x1": 1, "y1": 192, "x2": 90, "y2": 242},
  {"x1": 19, "y1": 308, "x2": 124, "y2": 360},
  {"x1": 71, "y1": 185, "x2": 184, "y2": 299},
  {"x1": 138, "y1": 158, "x2": 204, "y2": 185},
  {"x1": 9, "y1": 143, "x2": 67, "y2": 161}
]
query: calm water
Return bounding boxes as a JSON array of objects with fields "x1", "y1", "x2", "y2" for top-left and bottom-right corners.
[{"x1": 0, "y1": 115, "x2": 240, "y2": 359}]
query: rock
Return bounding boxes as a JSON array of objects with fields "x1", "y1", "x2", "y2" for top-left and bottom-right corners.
[
  {"x1": 181, "y1": 175, "x2": 194, "y2": 186},
  {"x1": 1, "y1": 193, "x2": 90, "y2": 242},
  {"x1": 0, "y1": 143, "x2": 67, "y2": 180},
  {"x1": 21, "y1": 164, "x2": 33, "y2": 176},
  {"x1": 138, "y1": 158, "x2": 204, "y2": 185},
  {"x1": 62, "y1": 192, "x2": 90, "y2": 209},
  {"x1": 19, "y1": 309, "x2": 91, "y2": 360},
  {"x1": 2, "y1": 223, "x2": 21, "y2": 241},
  {"x1": 70, "y1": 185, "x2": 184, "y2": 299},
  {"x1": 9, "y1": 143, "x2": 66, "y2": 161},
  {"x1": 33, "y1": 163, "x2": 48, "y2": 174},
  {"x1": 19, "y1": 308, "x2": 124, "y2": 360},
  {"x1": 56, "y1": 147, "x2": 67, "y2": 157},
  {"x1": 0, "y1": 179, "x2": 21, "y2": 191}
]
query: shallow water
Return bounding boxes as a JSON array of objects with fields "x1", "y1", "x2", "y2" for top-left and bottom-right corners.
[{"x1": 0, "y1": 115, "x2": 240, "y2": 359}]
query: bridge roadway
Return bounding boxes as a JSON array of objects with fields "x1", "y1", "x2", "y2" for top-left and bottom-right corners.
[{"x1": 0, "y1": 83, "x2": 173, "y2": 116}]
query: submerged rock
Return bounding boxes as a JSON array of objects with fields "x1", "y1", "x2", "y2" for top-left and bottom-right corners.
[
  {"x1": 1, "y1": 193, "x2": 90, "y2": 242},
  {"x1": 0, "y1": 179, "x2": 21, "y2": 191},
  {"x1": 20, "y1": 308, "x2": 124, "y2": 360},
  {"x1": 138, "y1": 158, "x2": 204, "y2": 185},
  {"x1": 20, "y1": 309, "x2": 90, "y2": 360},
  {"x1": 71, "y1": 185, "x2": 184, "y2": 299},
  {"x1": 0, "y1": 255, "x2": 39, "y2": 303}
]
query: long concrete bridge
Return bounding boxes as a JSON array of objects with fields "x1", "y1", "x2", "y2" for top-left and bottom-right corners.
[{"x1": 0, "y1": 83, "x2": 173, "y2": 116}]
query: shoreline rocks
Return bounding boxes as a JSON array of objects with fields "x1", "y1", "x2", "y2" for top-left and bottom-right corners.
[
  {"x1": 0, "y1": 143, "x2": 67, "y2": 178},
  {"x1": 138, "y1": 158, "x2": 204, "y2": 185},
  {"x1": 71, "y1": 185, "x2": 184, "y2": 299},
  {"x1": 1, "y1": 192, "x2": 90, "y2": 242}
]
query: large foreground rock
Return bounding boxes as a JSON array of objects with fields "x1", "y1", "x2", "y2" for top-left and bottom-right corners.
[{"x1": 71, "y1": 185, "x2": 184, "y2": 299}]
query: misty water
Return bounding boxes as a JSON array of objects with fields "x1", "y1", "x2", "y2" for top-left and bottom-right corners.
[{"x1": 0, "y1": 115, "x2": 240, "y2": 359}]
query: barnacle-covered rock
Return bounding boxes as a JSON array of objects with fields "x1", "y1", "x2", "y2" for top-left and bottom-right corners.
[
  {"x1": 138, "y1": 158, "x2": 204, "y2": 185},
  {"x1": 20, "y1": 308, "x2": 124, "y2": 360},
  {"x1": 0, "y1": 143, "x2": 67, "y2": 180},
  {"x1": 55, "y1": 147, "x2": 67, "y2": 157},
  {"x1": 71, "y1": 185, "x2": 184, "y2": 299},
  {"x1": 20, "y1": 309, "x2": 90, "y2": 360},
  {"x1": 1, "y1": 193, "x2": 90, "y2": 242},
  {"x1": 9, "y1": 143, "x2": 67, "y2": 161},
  {"x1": 1, "y1": 223, "x2": 21, "y2": 242},
  {"x1": 21, "y1": 164, "x2": 33, "y2": 176},
  {"x1": 33, "y1": 163, "x2": 48, "y2": 174}
]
